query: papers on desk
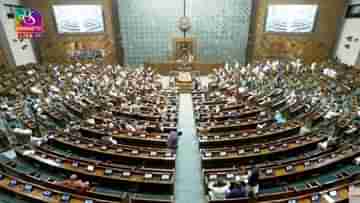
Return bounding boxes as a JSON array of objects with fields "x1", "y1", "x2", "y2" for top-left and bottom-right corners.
[
  {"x1": 144, "y1": 173, "x2": 153, "y2": 179},
  {"x1": 354, "y1": 157, "x2": 360, "y2": 165},
  {"x1": 323, "y1": 193, "x2": 336, "y2": 203},
  {"x1": 312, "y1": 194, "x2": 320, "y2": 201},
  {"x1": 131, "y1": 150, "x2": 139, "y2": 155},
  {"x1": 238, "y1": 149, "x2": 245, "y2": 154},
  {"x1": 220, "y1": 152, "x2": 227, "y2": 156},
  {"x1": 122, "y1": 171, "x2": 131, "y2": 177},
  {"x1": 266, "y1": 169, "x2": 273, "y2": 175},
  {"x1": 209, "y1": 174, "x2": 217, "y2": 180},
  {"x1": 150, "y1": 151, "x2": 157, "y2": 156},
  {"x1": 87, "y1": 165, "x2": 95, "y2": 172},
  {"x1": 72, "y1": 161, "x2": 79, "y2": 168},
  {"x1": 205, "y1": 152, "x2": 212, "y2": 157},
  {"x1": 226, "y1": 174, "x2": 234, "y2": 179},
  {"x1": 22, "y1": 150, "x2": 35, "y2": 156},
  {"x1": 285, "y1": 165, "x2": 293, "y2": 172},
  {"x1": 161, "y1": 174, "x2": 170, "y2": 180},
  {"x1": 86, "y1": 119, "x2": 95, "y2": 125}
]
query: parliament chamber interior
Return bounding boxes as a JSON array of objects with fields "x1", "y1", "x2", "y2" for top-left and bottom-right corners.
[{"x1": 1, "y1": 0, "x2": 360, "y2": 203}]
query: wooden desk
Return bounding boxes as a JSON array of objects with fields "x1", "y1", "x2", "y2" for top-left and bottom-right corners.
[
  {"x1": 16, "y1": 147, "x2": 174, "y2": 194},
  {"x1": 0, "y1": 171, "x2": 122, "y2": 203},
  {"x1": 50, "y1": 135, "x2": 176, "y2": 169}
]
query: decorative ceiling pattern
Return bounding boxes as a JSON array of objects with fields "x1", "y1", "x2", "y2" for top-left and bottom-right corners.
[{"x1": 118, "y1": 0, "x2": 252, "y2": 65}]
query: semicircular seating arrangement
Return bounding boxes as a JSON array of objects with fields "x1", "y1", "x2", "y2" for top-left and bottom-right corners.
[
  {"x1": 1, "y1": 59, "x2": 360, "y2": 203},
  {"x1": 193, "y1": 60, "x2": 360, "y2": 203},
  {"x1": 0, "y1": 63, "x2": 179, "y2": 203}
]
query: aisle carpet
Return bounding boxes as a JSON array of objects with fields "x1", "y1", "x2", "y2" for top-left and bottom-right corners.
[{"x1": 175, "y1": 94, "x2": 204, "y2": 203}]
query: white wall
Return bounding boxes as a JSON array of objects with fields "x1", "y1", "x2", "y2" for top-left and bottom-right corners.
[
  {"x1": 0, "y1": 0, "x2": 37, "y2": 66},
  {"x1": 335, "y1": 18, "x2": 360, "y2": 65}
]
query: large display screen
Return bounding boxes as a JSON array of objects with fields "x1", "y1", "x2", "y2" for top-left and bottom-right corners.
[
  {"x1": 53, "y1": 5, "x2": 105, "y2": 34},
  {"x1": 265, "y1": 5, "x2": 318, "y2": 33}
]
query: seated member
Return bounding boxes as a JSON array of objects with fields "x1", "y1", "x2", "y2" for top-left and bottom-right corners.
[
  {"x1": 55, "y1": 174, "x2": 90, "y2": 193},
  {"x1": 208, "y1": 178, "x2": 231, "y2": 200},
  {"x1": 226, "y1": 181, "x2": 247, "y2": 199}
]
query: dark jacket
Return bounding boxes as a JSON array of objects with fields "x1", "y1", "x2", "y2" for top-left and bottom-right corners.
[
  {"x1": 226, "y1": 185, "x2": 247, "y2": 199},
  {"x1": 248, "y1": 167, "x2": 259, "y2": 186}
]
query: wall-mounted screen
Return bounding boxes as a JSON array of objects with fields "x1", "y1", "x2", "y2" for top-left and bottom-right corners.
[
  {"x1": 346, "y1": 4, "x2": 360, "y2": 18},
  {"x1": 53, "y1": 5, "x2": 105, "y2": 34},
  {"x1": 265, "y1": 5, "x2": 318, "y2": 33}
]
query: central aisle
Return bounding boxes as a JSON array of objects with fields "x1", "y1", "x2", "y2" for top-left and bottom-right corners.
[{"x1": 175, "y1": 93, "x2": 204, "y2": 203}]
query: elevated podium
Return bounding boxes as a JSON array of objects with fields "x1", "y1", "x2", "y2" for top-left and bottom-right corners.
[{"x1": 145, "y1": 62, "x2": 223, "y2": 75}]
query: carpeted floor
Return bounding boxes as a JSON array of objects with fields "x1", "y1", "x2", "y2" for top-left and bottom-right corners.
[{"x1": 175, "y1": 94, "x2": 204, "y2": 203}]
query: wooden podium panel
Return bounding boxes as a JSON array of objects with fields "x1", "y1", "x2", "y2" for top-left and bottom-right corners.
[{"x1": 145, "y1": 62, "x2": 223, "y2": 75}]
